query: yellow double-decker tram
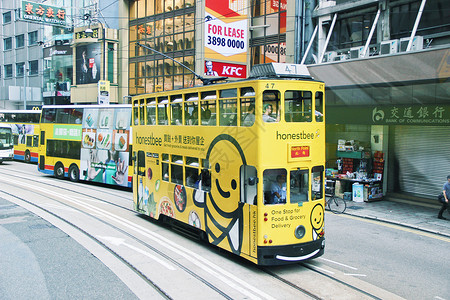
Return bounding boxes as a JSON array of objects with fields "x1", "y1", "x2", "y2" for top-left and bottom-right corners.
[{"x1": 132, "y1": 63, "x2": 326, "y2": 265}]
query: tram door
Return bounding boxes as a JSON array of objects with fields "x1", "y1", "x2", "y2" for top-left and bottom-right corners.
[
  {"x1": 240, "y1": 165, "x2": 258, "y2": 258},
  {"x1": 136, "y1": 150, "x2": 146, "y2": 212}
]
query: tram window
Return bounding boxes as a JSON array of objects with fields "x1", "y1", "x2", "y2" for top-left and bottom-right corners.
[
  {"x1": 185, "y1": 96, "x2": 199, "y2": 126},
  {"x1": 220, "y1": 88, "x2": 237, "y2": 98},
  {"x1": 241, "y1": 165, "x2": 258, "y2": 205},
  {"x1": 170, "y1": 95, "x2": 182, "y2": 125},
  {"x1": 219, "y1": 99, "x2": 237, "y2": 126},
  {"x1": 157, "y1": 97, "x2": 169, "y2": 125},
  {"x1": 186, "y1": 158, "x2": 199, "y2": 188},
  {"x1": 262, "y1": 91, "x2": 281, "y2": 123},
  {"x1": 146, "y1": 98, "x2": 156, "y2": 125},
  {"x1": 241, "y1": 96, "x2": 255, "y2": 127},
  {"x1": 285, "y1": 90, "x2": 312, "y2": 122},
  {"x1": 171, "y1": 155, "x2": 183, "y2": 184},
  {"x1": 263, "y1": 169, "x2": 287, "y2": 205},
  {"x1": 290, "y1": 169, "x2": 309, "y2": 204},
  {"x1": 200, "y1": 169, "x2": 211, "y2": 191},
  {"x1": 312, "y1": 166, "x2": 324, "y2": 200},
  {"x1": 133, "y1": 106, "x2": 139, "y2": 125},
  {"x1": 201, "y1": 100, "x2": 216, "y2": 126},
  {"x1": 139, "y1": 100, "x2": 145, "y2": 125},
  {"x1": 137, "y1": 150, "x2": 146, "y2": 176},
  {"x1": 315, "y1": 92, "x2": 324, "y2": 122},
  {"x1": 162, "y1": 153, "x2": 169, "y2": 182}
]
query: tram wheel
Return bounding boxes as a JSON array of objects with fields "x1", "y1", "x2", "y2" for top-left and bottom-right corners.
[
  {"x1": 68, "y1": 165, "x2": 79, "y2": 182},
  {"x1": 54, "y1": 163, "x2": 65, "y2": 179},
  {"x1": 24, "y1": 150, "x2": 31, "y2": 163}
]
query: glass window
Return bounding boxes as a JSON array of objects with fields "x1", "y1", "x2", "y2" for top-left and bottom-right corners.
[
  {"x1": 241, "y1": 87, "x2": 256, "y2": 127},
  {"x1": 46, "y1": 140, "x2": 82, "y2": 159},
  {"x1": 263, "y1": 169, "x2": 287, "y2": 205},
  {"x1": 201, "y1": 99, "x2": 216, "y2": 126},
  {"x1": 29, "y1": 60, "x2": 38, "y2": 75},
  {"x1": 219, "y1": 99, "x2": 237, "y2": 126},
  {"x1": 311, "y1": 166, "x2": 324, "y2": 200},
  {"x1": 139, "y1": 100, "x2": 145, "y2": 125},
  {"x1": 315, "y1": 92, "x2": 324, "y2": 122},
  {"x1": 185, "y1": 93, "x2": 198, "y2": 125},
  {"x1": 170, "y1": 95, "x2": 182, "y2": 125},
  {"x1": 290, "y1": 169, "x2": 309, "y2": 204},
  {"x1": 55, "y1": 108, "x2": 83, "y2": 124},
  {"x1": 185, "y1": 157, "x2": 199, "y2": 188},
  {"x1": 285, "y1": 90, "x2": 312, "y2": 122},
  {"x1": 146, "y1": 98, "x2": 156, "y2": 125},
  {"x1": 133, "y1": 104, "x2": 139, "y2": 125},
  {"x1": 262, "y1": 90, "x2": 280, "y2": 122},
  {"x1": 41, "y1": 109, "x2": 56, "y2": 123},
  {"x1": 4, "y1": 64, "x2": 12, "y2": 78},
  {"x1": 157, "y1": 97, "x2": 168, "y2": 125},
  {"x1": 16, "y1": 63, "x2": 25, "y2": 77},
  {"x1": 4, "y1": 37, "x2": 12, "y2": 51},
  {"x1": 3, "y1": 11, "x2": 11, "y2": 23},
  {"x1": 162, "y1": 154, "x2": 170, "y2": 182},
  {"x1": 171, "y1": 155, "x2": 183, "y2": 184},
  {"x1": 16, "y1": 35, "x2": 24, "y2": 48},
  {"x1": 241, "y1": 165, "x2": 258, "y2": 205}
]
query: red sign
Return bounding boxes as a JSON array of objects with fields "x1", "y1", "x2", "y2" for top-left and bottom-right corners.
[
  {"x1": 291, "y1": 146, "x2": 310, "y2": 158},
  {"x1": 204, "y1": 61, "x2": 247, "y2": 79}
]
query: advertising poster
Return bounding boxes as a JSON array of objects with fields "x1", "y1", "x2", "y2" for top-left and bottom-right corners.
[
  {"x1": 80, "y1": 108, "x2": 131, "y2": 187},
  {"x1": 76, "y1": 43, "x2": 101, "y2": 85},
  {"x1": 204, "y1": 0, "x2": 247, "y2": 78}
]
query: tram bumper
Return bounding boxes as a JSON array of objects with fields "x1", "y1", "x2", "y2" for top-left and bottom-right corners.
[{"x1": 257, "y1": 238, "x2": 325, "y2": 266}]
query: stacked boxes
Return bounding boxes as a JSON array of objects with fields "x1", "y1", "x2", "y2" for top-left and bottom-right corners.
[
  {"x1": 342, "y1": 158, "x2": 354, "y2": 173},
  {"x1": 373, "y1": 151, "x2": 384, "y2": 179}
]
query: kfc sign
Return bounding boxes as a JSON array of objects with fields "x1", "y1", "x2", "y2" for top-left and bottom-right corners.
[{"x1": 204, "y1": 61, "x2": 247, "y2": 79}]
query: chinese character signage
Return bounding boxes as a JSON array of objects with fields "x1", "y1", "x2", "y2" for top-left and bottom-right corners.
[
  {"x1": 22, "y1": 1, "x2": 66, "y2": 26},
  {"x1": 327, "y1": 105, "x2": 450, "y2": 126},
  {"x1": 291, "y1": 146, "x2": 310, "y2": 158},
  {"x1": 98, "y1": 80, "x2": 110, "y2": 105},
  {"x1": 53, "y1": 125, "x2": 81, "y2": 140},
  {"x1": 204, "y1": 0, "x2": 248, "y2": 77},
  {"x1": 74, "y1": 28, "x2": 100, "y2": 40}
]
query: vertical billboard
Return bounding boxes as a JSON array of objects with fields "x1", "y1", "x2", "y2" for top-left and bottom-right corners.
[
  {"x1": 76, "y1": 44, "x2": 101, "y2": 85},
  {"x1": 204, "y1": 0, "x2": 248, "y2": 79}
]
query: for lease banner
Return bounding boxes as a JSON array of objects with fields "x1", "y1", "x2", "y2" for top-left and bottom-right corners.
[{"x1": 204, "y1": 0, "x2": 248, "y2": 64}]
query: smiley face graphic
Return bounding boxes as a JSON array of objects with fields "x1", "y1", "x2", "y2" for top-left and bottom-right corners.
[
  {"x1": 310, "y1": 203, "x2": 324, "y2": 240},
  {"x1": 194, "y1": 134, "x2": 246, "y2": 254}
]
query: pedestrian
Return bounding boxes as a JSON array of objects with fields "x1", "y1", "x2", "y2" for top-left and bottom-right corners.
[{"x1": 438, "y1": 175, "x2": 450, "y2": 220}]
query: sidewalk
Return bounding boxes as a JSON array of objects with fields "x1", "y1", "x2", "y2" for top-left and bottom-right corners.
[{"x1": 341, "y1": 195, "x2": 450, "y2": 237}]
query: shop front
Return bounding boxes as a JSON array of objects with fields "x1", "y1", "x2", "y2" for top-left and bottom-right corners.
[{"x1": 43, "y1": 44, "x2": 73, "y2": 105}]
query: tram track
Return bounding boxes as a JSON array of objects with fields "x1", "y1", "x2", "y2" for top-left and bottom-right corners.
[{"x1": 0, "y1": 163, "x2": 398, "y2": 299}]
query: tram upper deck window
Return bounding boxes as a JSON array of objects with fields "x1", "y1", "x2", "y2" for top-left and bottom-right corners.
[
  {"x1": 262, "y1": 91, "x2": 280, "y2": 123},
  {"x1": 263, "y1": 169, "x2": 287, "y2": 205},
  {"x1": 290, "y1": 169, "x2": 309, "y2": 203},
  {"x1": 219, "y1": 89, "x2": 237, "y2": 126},
  {"x1": 285, "y1": 91, "x2": 312, "y2": 122},
  {"x1": 133, "y1": 104, "x2": 139, "y2": 125},
  {"x1": 170, "y1": 95, "x2": 183, "y2": 125},
  {"x1": 241, "y1": 87, "x2": 255, "y2": 127},
  {"x1": 200, "y1": 92, "x2": 216, "y2": 126},
  {"x1": 315, "y1": 92, "x2": 324, "y2": 122},
  {"x1": 185, "y1": 93, "x2": 199, "y2": 126},
  {"x1": 157, "y1": 97, "x2": 169, "y2": 125},
  {"x1": 146, "y1": 98, "x2": 156, "y2": 125}
]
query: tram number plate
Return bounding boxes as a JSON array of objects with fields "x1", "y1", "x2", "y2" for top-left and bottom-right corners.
[{"x1": 291, "y1": 146, "x2": 310, "y2": 158}]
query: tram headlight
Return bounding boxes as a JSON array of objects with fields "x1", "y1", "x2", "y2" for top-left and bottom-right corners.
[{"x1": 294, "y1": 225, "x2": 306, "y2": 239}]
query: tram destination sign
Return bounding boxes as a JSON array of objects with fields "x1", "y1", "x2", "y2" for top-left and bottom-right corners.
[
  {"x1": 327, "y1": 104, "x2": 450, "y2": 126},
  {"x1": 21, "y1": 1, "x2": 66, "y2": 26}
]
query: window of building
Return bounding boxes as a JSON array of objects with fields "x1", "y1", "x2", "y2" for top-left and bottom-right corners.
[
  {"x1": 29, "y1": 60, "x2": 38, "y2": 75},
  {"x1": 28, "y1": 31, "x2": 38, "y2": 46},
  {"x1": 4, "y1": 37, "x2": 12, "y2": 50},
  {"x1": 16, "y1": 35, "x2": 24, "y2": 48},
  {"x1": 4, "y1": 64, "x2": 12, "y2": 78},
  {"x1": 16, "y1": 63, "x2": 25, "y2": 77},
  {"x1": 3, "y1": 11, "x2": 11, "y2": 23}
]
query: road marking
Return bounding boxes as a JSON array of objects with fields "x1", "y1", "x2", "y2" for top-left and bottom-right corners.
[
  {"x1": 304, "y1": 263, "x2": 335, "y2": 274},
  {"x1": 97, "y1": 235, "x2": 176, "y2": 270},
  {"x1": 344, "y1": 273, "x2": 367, "y2": 277},
  {"x1": 337, "y1": 214, "x2": 450, "y2": 242},
  {"x1": 319, "y1": 257, "x2": 358, "y2": 270}
]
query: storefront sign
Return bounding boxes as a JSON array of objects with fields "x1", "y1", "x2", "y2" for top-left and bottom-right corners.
[
  {"x1": 204, "y1": 0, "x2": 248, "y2": 67},
  {"x1": 98, "y1": 80, "x2": 110, "y2": 105},
  {"x1": 43, "y1": 45, "x2": 72, "y2": 58},
  {"x1": 21, "y1": 1, "x2": 66, "y2": 26},
  {"x1": 204, "y1": 61, "x2": 246, "y2": 78},
  {"x1": 327, "y1": 105, "x2": 450, "y2": 126},
  {"x1": 75, "y1": 28, "x2": 99, "y2": 41}
]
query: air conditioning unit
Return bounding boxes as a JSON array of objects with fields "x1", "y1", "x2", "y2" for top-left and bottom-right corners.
[
  {"x1": 350, "y1": 46, "x2": 365, "y2": 59},
  {"x1": 334, "y1": 54, "x2": 349, "y2": 61},
  {"x1": 323, "y1": 51, "x2": 337, "y2": 62},
  {"x1": 380, "y1": 39, "x2": 399, "y2": 55},
  {"x1": 399, "y1": 36, "x2": 423, "y2": 52}
]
